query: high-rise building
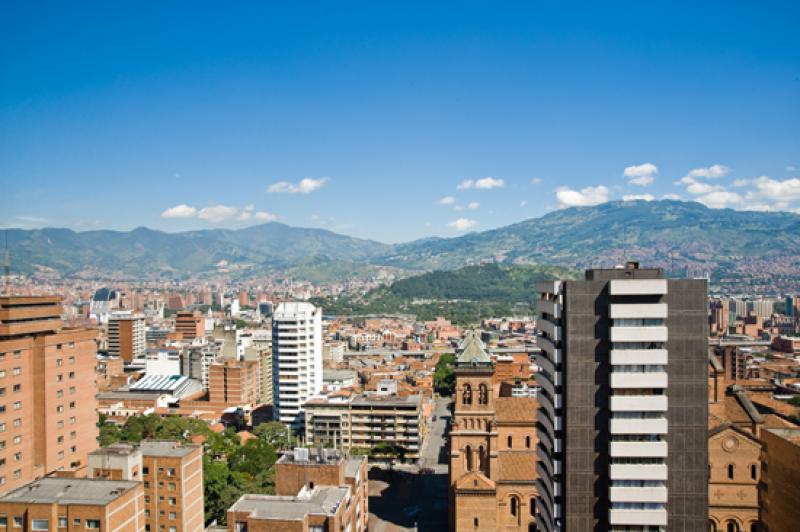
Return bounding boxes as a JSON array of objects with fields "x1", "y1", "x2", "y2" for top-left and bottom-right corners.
[
  {"x1": 758, "y1": 428, "x2": 800, "y2": 532},
  {"x1": 208, "y1": 359, "x2": 260, "y2": 408},
  {"x1": 88, "y1": 440, "x2": 203, "y2": 532},
  {"x1": 0, "y1": 296, "x2": 99, "y2": 494},
  {"x1": 174, "y1": 310, "x2": 204, "y2": 340},
  {"x1": 535, "y1": 263, "x2": 708, "y2": 531},
  {"x1": 272, "y1": 302, "x2": 323, "y2": 427},
  {"x1": 108, "y1": 311, "x2": 146, "y2": 363}
]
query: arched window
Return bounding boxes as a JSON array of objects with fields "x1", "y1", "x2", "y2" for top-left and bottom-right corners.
[
  {"x1": 727, "y1": 521, "x2": 739, "y2": 532},
  {"x1": 510, "y1": 496, "x2": 518, "y2": 516},
  {"x1": 749, "y1": 523, "x2": 758, "y2": 532},
  {"x1": 509, "y1": 495, "x2": 521, "y2": 526},
  {"x1": 508, "y1": 435, "x2": 513, "y2": 448},
  {"x1": 710, "y1": 520, "x2": 717, "y2": 532},
  {"x1": 526, "y1": 435, "x2": 531, "y2": 448},
  {"x1": 530, "y1": 497, "x2": 536, "y2": 516},
  {"x1": 528, "y1": 524, "x2": 536, "y2": 532},
  {"x1": 465, "y1": 445, "x2": 473, "y2": 472},
  {"x1": 463, "y1": 384, "x2": 472, "y2": 405},
  {"x1": 474, "y1": 517, "x2": 479, "y2": 528},
  {"x1": 727, "y1": 464, "x2": 734, "y2": 480},
  {"x1": 750, "y1": 464, "x2": 757, "y2": 480},
  {"x1": 479, "y1": 383, "x2": 488, "y2": 405},
  {"x1": 478, "y1": 446, "x2": 486, "y2": 472}
]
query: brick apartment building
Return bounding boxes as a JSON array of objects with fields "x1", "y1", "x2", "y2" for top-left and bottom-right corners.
[
  {"x1": 0, "y1": 477, "x2": 145, "y2": 531},
  {"x1": 88, "y1": 441, "x2": 204, "y2": 532},
  {"x1": 108, "y1": 311, "x2": 145, "y2": 363},
  {"x1": 0, "y1": 296, "x2": 99, "y2": 494},
  {"x1": 227, "y1": 448, "x2": 368, "y2": 532},
  {"x1": 174, "y1": 311, "x2": 204, "y2": 340}
]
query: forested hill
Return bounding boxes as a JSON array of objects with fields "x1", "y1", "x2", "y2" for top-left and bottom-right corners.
[{"x1": 311, "y1": 263, "x2": 577, "y2": 324}]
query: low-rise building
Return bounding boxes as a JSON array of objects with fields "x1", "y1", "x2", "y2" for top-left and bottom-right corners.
[
  {"x1": 227, "y1": 448, "x2": 368, "y2": 532},
  {"x1": 0, "y1": 477, "x2": 144, "y2": 531},
  {"x1": 759, "y1": 428, "x2": 800, "y2": 532},
  {"x1": 304, "y1": 393, "x2": 426, "y2": 457}
]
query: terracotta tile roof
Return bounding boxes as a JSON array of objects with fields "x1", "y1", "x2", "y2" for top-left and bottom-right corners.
[
  {"x1": 498, "y1": 451, "x2": 537, "y2": 482},
  {"x1": 495, "y1": 397, "x2": 538, "y2": 424}
]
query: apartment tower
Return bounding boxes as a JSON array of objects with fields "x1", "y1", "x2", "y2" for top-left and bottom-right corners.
[
  {"x1": 535, "y1": 263, "x2": 708, "y2": 531},
  {"x1": 0, "y1": 296, "x2": 99, "y2": 494},
  {"x1": 272, "y1": 302, "x2": 322, "y2": 427},
  {"x1": 108, "y1": 311, "x2": 145, "y2": 363}
]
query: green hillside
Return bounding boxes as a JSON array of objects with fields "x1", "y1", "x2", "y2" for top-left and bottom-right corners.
[{"x1": 311, "y1": 263, "x2": 577, "y2": 324}]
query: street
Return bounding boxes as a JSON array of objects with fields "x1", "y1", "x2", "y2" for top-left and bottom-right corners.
[{"x1": 368, "y1": 396, "x2": 452, "y2": 531}]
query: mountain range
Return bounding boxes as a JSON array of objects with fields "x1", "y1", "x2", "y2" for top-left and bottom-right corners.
[{"x1": 6, "y1": 200, "x2": 800, "y2": 286}]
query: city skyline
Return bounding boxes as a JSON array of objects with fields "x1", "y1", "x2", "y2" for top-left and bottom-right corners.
[{"x1": 2, "y1": 2, "x2": 800, "y2": 242}]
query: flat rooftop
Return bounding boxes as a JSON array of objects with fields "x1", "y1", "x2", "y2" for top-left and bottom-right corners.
[
  {"x1": 0, "y1": 477, "x2": 139, "y2": 505},
  {"x1": 351, "y1": 393, "x2": 421, "y2": 407},
  {"x1": 767, "y1": 428, "x2": 800, "y2": 445},
  {"x1": 230, "y1": 486, "x2": 349, "y2": 520},
  {"x1": 90, "y1": 440, "x2": 200, "y2": 459},
  {"x1": 277, "y1": 448, "x2": 344, "y2": 466}
]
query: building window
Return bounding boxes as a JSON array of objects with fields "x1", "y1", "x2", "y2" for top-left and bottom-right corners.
[
  {"x1": 525, "y1": 435, "x2": 531, "y2": 448},
  {"x1": 86, "y1": 519, "x2": 101, "y2": 529},
  {"x1": 463, "y1": 384, "x2": 472, "y2": 405},
  {"x1": 0, "y1": 370, "x2": 5, "y2": 378},
  {"x1": 12, "y1": 436, "x2": 20, "y2": 445},
  {"x1": 57, "y1": 358, "x2": 63, "y2": 367},
  {"x1": 0, "y1": 517, "x2": 6, "y2": 526},
  {"x1": 12, "y1": 470, "x2": 20, "y2": 480},
  {"x1": 727, "y1": 522, "x2": 740, "y2": 532},
  {"x1": 0, "y1": 423, "x2": 5, "y2": 433},
  {"x1": 73, "y1": 518, "x2": 81, "y2": 526},
  {"x1": 510, "y1": 496, "x2": 519, "y2": 516},
  {"x1": 11, "y1": 368, "x2": 20, "y2": 376},
  {"x1": 12, "y1": 419, "x2": 20, "y2": 428},
  {"x1": 58, "y1": 517, "x2": 68, "y2": 528},
  {"x1": 69, "y1": 401, "x2": 75, "y2": 409},
  {"x1": 68, "y1": 372, "x2": 75, "y2": 379},
  {"x1": 167, "y1": 468, "x2": 175, "y2": 476},
  {"x1": 13, "y1": 453, "x2": 20, "y2": 462},
  {"x1": 68, "y1": 357, "x2": 75, "y2": 364},
  {"x1": 478, "y1": 383, "x2": 488, "y2": 405},
  {"x1": 13, "y1": 516, "x2": 23, "y2": 528},
  {"x1": 750, "y1": 464, "x2": 757, "y2": 480},
  {"x1": 465, "y1": 445, "x2": 473, "y2": 472},
  {"x1": 143, "y1": 466, "x2": 149, "y2": 475},
  {"x1": 12, "y1": 351, "x2": 20, "y2": 359},
  {"x1": 474, "y1": 517, "x2": 479, "y2": 527},
  {"x1": 530, "y1": 497, "x2": 536, "y2": 516},
  {"x1": 56, "y1": 405, "x2": 64, "y2": 413},
  {"x1": 12, "y1": 385, "x2": 19, "y2": 393},
  {"x1": 31, "y1": 519, "x2": 49, "y2": 530},
  {"x1": 727, "y1": 464, "x2": 735, "y2": 480},
  {"x1": 508, "y1": 435, "x2": 513, "y2": 448},
  {"x1": 169, "y1": 512, "x2": 176, "y2": 520},
  {"x1": 12, "y1": 401, "x2": 20, "y2": 410},
  {"x1": 57, "y1": 390, "x2": 63, "y2": 398}
]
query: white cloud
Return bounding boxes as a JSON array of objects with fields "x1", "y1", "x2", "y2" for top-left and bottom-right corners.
[
  {"x1": 447, "y1": 218, "x2": 478, "y2": 231},
  {"x1": 623, "y1": 163, "x2": 658, "y2": 186},
  {"x1": 747, "y1": 176, "x2": 800, "y2": 201},
  {"x1": 530, "y1": 178, "x2": 542, "y2": 185},
  {"x1": 661, "y1": 193, "x2": 682, "y2": 200},
  {"x1": 197, "y1": 205, "x2": 239, "y2": 223},
  {"x1": 555, "y1": 185, "x2": 609, "y2": 208},
  {"x1": 15, "y1": 215, "x2": 48, "y2": 223},
  {"x1": 622, "y1": 194, "x2": 655, "y2": 202},
  {"x1": 161, "y1": 204, "x2": 198, "y2": 219},
  {"x1": 696, "y1": 190, "x2": 743, "y2": 209},
  {"x1": 457, "y1": 177, "x2": 505, "y2": 190},
  {"x1": 685, "y1": 164, "x2": 730, "y2": 180},
  {"x1": 254, "y1": 211, "x2": 278, "y2": 221},
  {"x1": 438, "y1": 196, "x2": 456, "y2": 205},
  {"x1": 267, "y1": 177, "x2": 330, "y2": 194},
  {"x1": 732, "y1": 179, "x2": 750, "y2": 187},
  {"x1": 467, "y1": 201, "x2": 480, "y2": 209}
]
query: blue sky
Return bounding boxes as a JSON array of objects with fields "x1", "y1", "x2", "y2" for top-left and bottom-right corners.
[{"x1": 1, "y1": 1, "x2": 799, "y2": 243}]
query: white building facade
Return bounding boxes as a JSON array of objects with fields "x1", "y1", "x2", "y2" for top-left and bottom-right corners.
[{"x1": 272, "y1": 302, "x2": 323, "y2": 427}]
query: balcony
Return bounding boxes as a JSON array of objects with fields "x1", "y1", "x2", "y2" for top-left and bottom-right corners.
[
  {"x1": 609, "y1": 486, "x2": 668, "y2": 503},
  {"x1": 608, "y1": 279, "x2": 668, "y2": 296},
  {"x1": 610, "y1": 326, "x2": 667, "y2": 343},
  {"x1": 608, "y1": 508, "x2": 667, "y2": 526},
  {"x1": 609, "y1": 441, "x2": 668, "y2": 458},
  {"x1": 610, "y1": 349, "x2": 668, "y2": 365},
  {"x1": 609, "y1": 303, "x2": 668, "y2": 319},
  {"x1": 537, "y1": 335, "x2": 562, "y2": 363},
  {"x1": 610, "y1": 417, "x2": 667, "y2": 435},
  {"x1": 609, "y1": 464, "x2": 668, "y2": 481},
  {"x1": 537, "y1": 318, "x2": 561, "y2": 343},
  {"x1": 538, "y1": 299, "x2": 562, "y2": 319},
  {"x1": 610, "y1": 395, "x2": 668, "y2": 412},
  {"x1": 610, "y1": 372, "x2": 667, "y2": 389}
]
